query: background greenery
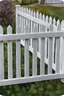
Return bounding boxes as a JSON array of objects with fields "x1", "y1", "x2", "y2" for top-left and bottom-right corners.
[
  {"x1": 0, "y1": 0, "x2": 64, "y2": 96},
  {"x1": 23, "y1": 3, "x2": 64, "y2": 21}
]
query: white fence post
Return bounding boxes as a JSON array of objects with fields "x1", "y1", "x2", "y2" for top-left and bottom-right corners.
[
  {"x1": 48, "y1": 24, "x2": 53, "y2": 74},
  {"x1": 61, "y1": 20, "x2": 64, "y2": 82},
  {"x1": 16, "y1": 5, "x2": 21, "y2": 32},
  {"x1": 55, "y1": 21, "x2": 61, "y2": 73},
  {"x1": 16, "y1": 5, "x2": 21, "y2": 78},
  {"x1": 0, "y1": 26, "x2": 4, "y2": 80}
]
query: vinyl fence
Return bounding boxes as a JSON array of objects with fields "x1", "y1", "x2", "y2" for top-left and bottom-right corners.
[
  {"x1": 0, "y1": 5, "x2": 64, "y2": 86},
  {"x1": 16, "y1": 5, "x2": 64, "y2": 73},
  {"x1": 0, "y1": 24, "x2": 64, "y2": 86}
]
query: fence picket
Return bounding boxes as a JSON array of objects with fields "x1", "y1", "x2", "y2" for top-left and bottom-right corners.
[
  {"x1": 53, "y1": 18, "x2": 56, "y2": 25},
  {"x1": 50, "y1": 24, "x2": 54, "y2": 64},
  {"x1": 61, "y1": 21, "x2": 64, "y2": 82},
  {"x1": 24, "y1": 26, "x2": 29, "y2": 77},
  {"x1": 48, "y1": 25, "x2": 53, "y2": 74},
  {"x1": 28, "y1": 9, "x2": 30, "y2": 15},
  {"x1": 40, "y1": 38, "x2": 45, "y2": 75},
  {"x1": 36, "y1": 11, "x2": 39, "y2": 19},
  {"x1": 7, "y1": 25, "x2": 13, "y2": 79},
  {"x1": 34, "y1": 11, "x2": 36, "y2": 26},
  {"x1": 0, "y1": 26, "x2": 4, "y2": 80},
  {"x1": 16, "y1": 26, "x2": 21, "y2": 78},
  {"x1": 49, "y1": 16, "x2": 52, "y2": 24},
  {"x1": 61, "y1": 21, "x2": 64, "y2": 74},
  {"x1": 55, "y1": 24, "x2": 61, "y2": 73},
  {"x1": 32, "y1": 26, "x2": 37, "y2": 76},
  {"x1": 39, "y1": 25, "x2": 45, "y2": 53},
  {"x1": 39, "y1": 13, "x2": 42, "y2": 20},
  {"x1": 46, "y1": 15, "x2": 48, "y2": 22},
  {"x1": 43, "y1": 14, "x2": 45, "y2": 21},
  {"x1": 57, "y1": 19, "x2": 60, "y2": 25},
  {"x1": 30, "y1": 10, "x2": 33, "y2": 47}
]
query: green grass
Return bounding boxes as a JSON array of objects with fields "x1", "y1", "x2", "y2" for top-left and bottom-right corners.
[{"x1": 23, "y1": 4, "x2": 64, "y2": 21}]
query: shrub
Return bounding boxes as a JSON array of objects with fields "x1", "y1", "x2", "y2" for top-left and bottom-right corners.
[{"x1": 0, "y1": 0, "x2": 14, "y2": 26}]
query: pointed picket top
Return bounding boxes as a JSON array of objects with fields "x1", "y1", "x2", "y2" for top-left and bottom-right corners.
[
  {"x1": 49, "y1": 24, "x2": 53, "y2": 31},
  {"x1": 28, "y1": 9, "x2": 30, "y2": 15},
  {"x1": 34, "y1": 11, "x2": 36, "y2": 17},
  {"x1": 36, "y1": 11, "x2": 39, "y2": 18},
  {"x1": 39, "y1": 13, "x2": 42, "y2": 20},
  {"x1": 49, "y1": 16, "x2": 52, "y2": 24},
  {"x1": 57, "y1": 19, "x2": 60, "y2": 26},
  {"x1": 31, "y1": 10, "x2": 33, "y2": 16},
  {"x1": 7, "y1": 25, "x2": 12, "y2": 34},
  {"x1": 30, "y1": 9, "x2": 32, "y2": 15},
  {"x1": 57, "y1": 23, "x2": 61, "y2": 31},
  {"x1": 26, "y1": 8, "x2": 28, "y2": 14},
  {"x1": 0, "y1": 25, "x2": 3, "y2": 34},
  {"x1": 32, "y1": 10, "x2": 34, "y2": 16},
  {"x1": 53, "y1": 18, "x2": 56, "y2": 25},
  {"x1": 61, "y1": 20, "x2": 64, "y2": 31},
  {"x1": 46, "y1": 15, "x2": 48, "y2": 22},
  {"x1": 42, "y1": 14, "x2": 45, "y2": 21},
  {"x1": 24, "y1": 8, "x2": 26, "y2": 13}
]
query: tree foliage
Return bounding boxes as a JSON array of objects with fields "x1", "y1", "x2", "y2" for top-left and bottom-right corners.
[{"x1": 0, "y1": 0, "x2": 14, "y2": 26}]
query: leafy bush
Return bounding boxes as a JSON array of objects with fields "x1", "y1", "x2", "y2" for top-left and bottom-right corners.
[{"x1": 0, "y1": 0, "x2": 14, "y2": 26}]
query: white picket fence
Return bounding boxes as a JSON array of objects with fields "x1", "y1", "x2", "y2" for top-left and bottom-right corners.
[
  {"x1": 0, "y1": 5, "x2": 64, "y2": 86},
  {"x1": 0, "y1": 24, "x2": 64, "y2": 86},
  {"x1": 15, "y1": 5, "x2": 64, "y2": 83}
]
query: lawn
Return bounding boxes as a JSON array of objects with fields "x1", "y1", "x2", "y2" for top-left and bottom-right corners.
[{"x1": 23, "y1": 3, "x2": 64, "y2": 21}]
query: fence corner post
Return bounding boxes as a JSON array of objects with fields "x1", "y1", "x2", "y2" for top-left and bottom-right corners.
[
  {"x1": 16, "y1": 5, "x2": 21, "y2": 33},
  {"x1": 61, "y1": 20, "x2": 64, "y2": 83}
]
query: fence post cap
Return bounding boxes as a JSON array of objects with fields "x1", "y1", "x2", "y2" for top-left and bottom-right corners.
[
  {"x1": 16, "y1": 5, "x2": 21, "y2": 9},
  {"x1": 15, "y1": 5, "x2": 21, "y2": 7}
]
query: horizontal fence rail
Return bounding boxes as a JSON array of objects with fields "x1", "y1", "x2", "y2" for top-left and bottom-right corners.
[{"x1": 0, "y1": 31, "x2": 64, "y2": 40}]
